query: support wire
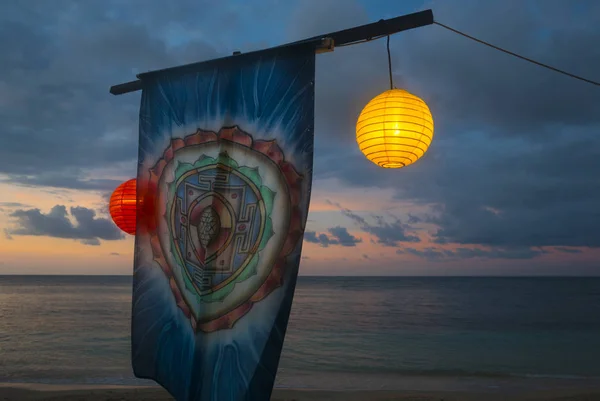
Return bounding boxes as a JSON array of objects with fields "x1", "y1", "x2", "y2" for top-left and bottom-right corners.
[{"x1": 433, "y1": 21, "x2": 600, "y2": 87}]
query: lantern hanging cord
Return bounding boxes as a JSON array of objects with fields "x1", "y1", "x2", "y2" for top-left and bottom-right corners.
[
  {"x1": 433, "y1": 21, "x2": 600, "y2": 87},
  {"x1": 387, "y1": 35, "x2": 394, "y2": 89}
]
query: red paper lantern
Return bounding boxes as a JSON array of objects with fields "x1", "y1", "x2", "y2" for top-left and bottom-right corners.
[{"x1": 109, "y1": 179, "x2": 137, "y2": 235}]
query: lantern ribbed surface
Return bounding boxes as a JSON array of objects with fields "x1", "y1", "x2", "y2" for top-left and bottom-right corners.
[
  {"x1": 356, "y1": 89, "x2": 434, "y2": 168},
  {"x1": 109, "y1": 179, "x2": 137, "y2": 235}
]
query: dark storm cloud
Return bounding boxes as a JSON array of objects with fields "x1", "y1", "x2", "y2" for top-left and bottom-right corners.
[
  {"x1": 407, "y1": 214, "x2": 422, "y2": 224},
  {"x1": 2, "y1": 174, "x2": 124, "y2": 192},
  {"x1": 308, "y1": 0, "x2": 600, "y2": 257},
  {"x1": 406, "y1": 0, "x2": 600, "y2": 133},
  {"x1": 304, "y1": 231, "x2": 320, "y2": 243},
  {"x1": 327, "y1": 200, "x2": 420, "y2": 246},
  {"x1": 554, "y1": 247, "x2": 583, "y2": 254},
  {"x1": 2, "y1": 0, "x2": 599, "y2": 263},
  {"x1": 97, "y1": 191, "x2": 114, "y2": 215},
  {"x1": 304, "y1": 231, "x2": 338, "y2": 247},
  {"x1": 394, "y1": 130, "x2": 600, "y2": 249},
  {"x1": 6, "y1": 205, "x2": 124, "y2": 245},
  {"x1": 328, "y1": 226, "x2": 362, "y2": 247},
  {"x1": 304, "y1": 226, "x2": 361, "y2": 247},
  {"x1": 0, "y1": 0, "x2": 230, "y2": 188},
  {"x1": 0, "y1": 0, "x2": 382, "y2": 190}
]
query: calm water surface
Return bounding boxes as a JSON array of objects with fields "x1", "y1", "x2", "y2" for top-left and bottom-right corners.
[{"x1": 1, "y1": 276, "x2": 599, "y2": 389}]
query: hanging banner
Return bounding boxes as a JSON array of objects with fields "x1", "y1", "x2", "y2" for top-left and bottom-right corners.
[{"x1": 132, "y1": 44, "x2": 316, "y2": 401}]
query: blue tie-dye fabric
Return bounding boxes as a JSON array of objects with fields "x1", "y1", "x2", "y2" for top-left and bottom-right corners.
[{"x1": 132, "y1": 44, "x2": 316, "y2": 401}]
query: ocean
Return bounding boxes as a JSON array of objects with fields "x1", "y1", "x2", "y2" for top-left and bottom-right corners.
[{"x1": 1, "y1": 276, "x2": 600, "y2": 390}]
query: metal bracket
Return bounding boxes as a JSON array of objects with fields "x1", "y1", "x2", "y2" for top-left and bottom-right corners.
[{"x1": 316, "y1": 37, "x2": 335, "y2": 54}]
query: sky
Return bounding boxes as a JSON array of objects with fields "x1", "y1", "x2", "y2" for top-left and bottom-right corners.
[{"x1": 0, "y1": 0, "x2": 599, "y2": 276}]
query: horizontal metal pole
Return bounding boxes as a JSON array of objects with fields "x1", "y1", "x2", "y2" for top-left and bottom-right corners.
[{"x1": 109, "y1": 9, "x2": 433, "y2": 96}]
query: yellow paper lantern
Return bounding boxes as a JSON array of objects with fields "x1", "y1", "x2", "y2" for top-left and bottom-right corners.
[{"x1": 356, "y1": 89, "x2": 434, "y2": 168}]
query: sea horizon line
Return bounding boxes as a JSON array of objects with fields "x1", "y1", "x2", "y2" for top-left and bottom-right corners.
[{"x1": 1, "y1": 274, "x2": 599, "y2": 278}]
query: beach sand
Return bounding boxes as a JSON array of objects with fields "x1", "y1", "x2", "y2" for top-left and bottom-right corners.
[{"x1": 2, "y1": 383, "x2": 600, "y2": 401}]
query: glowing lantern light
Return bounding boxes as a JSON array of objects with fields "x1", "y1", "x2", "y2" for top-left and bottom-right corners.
[
  {"x1": 109, "y1": 178, "x2": 137, "y2": 235},
  {"x1": 356, "y1": 88, "x2": 434, "y2": 169}
]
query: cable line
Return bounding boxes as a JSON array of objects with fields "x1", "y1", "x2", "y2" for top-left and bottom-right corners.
[{"x1": 433, "y1": 20, "x2": 600, "y2": 87}]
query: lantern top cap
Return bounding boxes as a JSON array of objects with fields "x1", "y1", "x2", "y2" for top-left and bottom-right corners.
[
  {"x1": 383, "y1": 88, "x2": 410, "y2": 94},
  {"x1": 370, "y1": 88, "x2": 429, "y2": 106}
]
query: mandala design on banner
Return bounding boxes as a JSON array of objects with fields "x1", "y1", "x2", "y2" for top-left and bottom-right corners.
[{"x1": 139, "y1": 127, "x2": 305, "y2": 333}]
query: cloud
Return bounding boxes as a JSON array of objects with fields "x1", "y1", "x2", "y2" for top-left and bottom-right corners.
[
  {"x1": 2, "y1": 0, "x2": 599, "y2": 271},
  {"x1": 0, "y1": 0, "x2": 230, "y2": 189},
  {"x1": 0, "y1": 202, "x2": 29, "y2": 208},
  {"x1": 453, "y1": 247, "x2": 544, "y2": 259},
  {"x1": 2, "y1": 174, "x2": 125, "y2": 192},
  {"x1": 6, "y1": 205, "x2": 124, "y2": 245},
  {"x1": 81, "y1": 238, "x2": 101, "y2": 246},
  {"x1": 396, "y1": 247, "x2": 452, "y2": 260},
  {"x1": 407, "y1": 0, "x2": 600, "y2": 133},
  {"x1": 308, "y1": 0, "x2": 600, "y2": 259},
  {"x1": 304, "y1": 226, "x2": 361, "y2": 247},
  {"x1": 398, "y1": 246, "x2": 544, "y2": 261},
  {"x1": 407, "y1": 214, "x2": 422, "y2": 224},
  {"x1": 304, "y1": 231, "x2": 320, "y2": 243},
  {"x1": 328, "y1": 200, "x2": 420, "y2": 246},
  {"x1": 554, "y1": 247, "x2": 584, "y2": 254},
  {"x1": 328, "y1": 226, "x2": 362, "y2": 247}
]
